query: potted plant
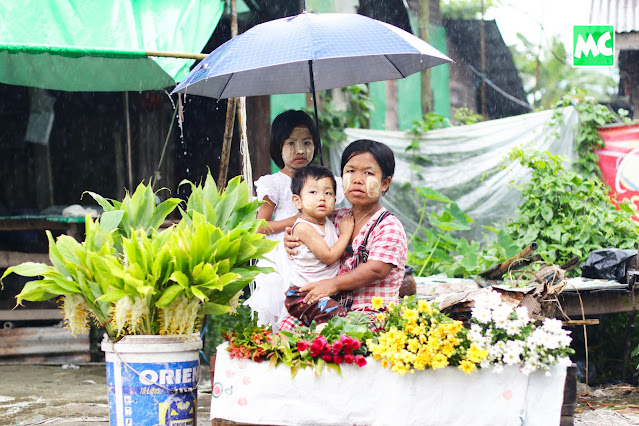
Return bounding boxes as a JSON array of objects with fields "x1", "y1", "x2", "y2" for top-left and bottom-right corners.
[{"x1": 1, "y1": 173, "x2": 276, "y2": 426}]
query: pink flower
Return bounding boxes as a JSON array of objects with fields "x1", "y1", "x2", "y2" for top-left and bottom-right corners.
[
  {"x1": 332, "y1": 340, "x2": 343, "y2": 355},
  {"x1": 333, "y1": 355, "x2": 343, "y2": 364},
  {"x1": 354, "y1": 355, "x2": 367, "y2": 367},
  {"x1": 344, "y1": 353, "x2": 354, "y2": 364},
  {"x1": 296, "y1": 340, "x2": 310, "y2": 352},
  {"x1": 340, "y1": 334, "x2": 352, "y2": 349},
  {"x1": 311, "y1": 336, "x2": 327, "y2": 350},
  {"x1": 322, "y1": 354, "x2": 333, "y2": 362},
  {"x1": 351, "y1": 339, "x2": 361, "y2": 350},
  {"x1": 310, "y1": 347, "x2": 321, "y2": 357}
]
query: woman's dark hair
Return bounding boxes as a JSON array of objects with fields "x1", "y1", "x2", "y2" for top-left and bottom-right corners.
[
  {"x1": 291, "y1": 165, "x2": 336, "y2": 196},
  {"x1": 270, "y1": 110, "x2": 320, "y2": 169},
  {"x1": 340, "y1": 139, "x2": 395, "y2": 179}
]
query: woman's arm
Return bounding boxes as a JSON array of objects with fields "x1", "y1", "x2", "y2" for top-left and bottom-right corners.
[
  {"x1": 256, "y1": 195, "x2": 298, "y2": 235},
  {"x1": 299, "y1": 260, "x2": 393, "y2": 305}
]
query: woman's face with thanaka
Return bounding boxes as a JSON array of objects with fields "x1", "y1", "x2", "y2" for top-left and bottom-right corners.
[
  {"x1": 281, "y1": 126, "x2": 314, "y2": 173},
  {"x1": 341, "y1": 152, "x2": 390, "y2": 206}
]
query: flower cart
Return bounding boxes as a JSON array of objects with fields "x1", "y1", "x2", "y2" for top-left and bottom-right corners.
[
  {"x1": 211, "y1": 344, "x2": 567, "y2": 426},
  {"x1": 212, "y1": 292, "x2": 575, "y2": 426}
]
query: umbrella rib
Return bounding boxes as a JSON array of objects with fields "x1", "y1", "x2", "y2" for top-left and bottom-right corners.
[
  {"x1": 218, "y1": 74, "x2": 234, "y2": 99},
  {"x1": 384, "y1": 55, "x2": 407, "y2": 79}
]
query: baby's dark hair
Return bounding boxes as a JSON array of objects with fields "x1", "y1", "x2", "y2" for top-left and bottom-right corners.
[
  {"x1": 340, "y1": 139, "x2": 395, "y2": 179},
  {"x1": 291, "y1": 165, "x2": 337, "y2": 196},
  {"x1": 270, "y1": 110, "x2": 320, "y2": 169}
]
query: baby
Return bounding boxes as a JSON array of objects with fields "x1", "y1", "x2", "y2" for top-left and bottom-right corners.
[{"x1": 284, "y1": 165, "x2": 354, "y2": 326}]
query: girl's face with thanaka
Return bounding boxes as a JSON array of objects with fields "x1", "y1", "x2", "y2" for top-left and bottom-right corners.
[
  {"x1": 341, "y1": 152, "x2": 390, "y2": 206},
  {"x1": 281, "y1": 126, "x2": 314, "y2": 175},
  {"x1": 292, "y1": 176, "x2": 336, "y2": 223}
]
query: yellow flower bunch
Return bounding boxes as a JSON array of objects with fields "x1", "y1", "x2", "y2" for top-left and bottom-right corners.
[{"x1": 368, "y1": 296, "x2": 487, "y2": 375}]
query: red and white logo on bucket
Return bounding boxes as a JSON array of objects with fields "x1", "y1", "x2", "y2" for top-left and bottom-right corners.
[{"x1": 596, "y1": 124, "x2": 639, "y2": 217}]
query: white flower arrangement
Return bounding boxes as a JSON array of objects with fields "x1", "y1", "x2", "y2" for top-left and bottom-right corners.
[{"x1": 468, "y1": 290, "x2": 574, "y2": 375}]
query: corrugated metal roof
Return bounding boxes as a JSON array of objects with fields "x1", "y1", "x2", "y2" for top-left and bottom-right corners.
[{"x1": 589, "y1": 0, "x2": 639, "y2": 33}]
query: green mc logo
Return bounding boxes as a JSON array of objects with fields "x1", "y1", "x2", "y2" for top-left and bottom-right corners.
[{"x1": 573, "y1": 25, "x2": 614, "y2": 67}]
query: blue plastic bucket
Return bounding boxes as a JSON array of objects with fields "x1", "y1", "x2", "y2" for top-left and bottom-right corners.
[{"x1": 101, "y1": 334, "x2": 202, "y2": 426}]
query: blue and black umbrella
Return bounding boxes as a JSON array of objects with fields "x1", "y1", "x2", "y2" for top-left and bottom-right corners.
[{"x1": 173, "y1": 12, "x2": 452, "y2": 159}]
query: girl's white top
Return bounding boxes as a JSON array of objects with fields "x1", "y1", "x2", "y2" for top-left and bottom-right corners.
[
  {"x1": 255, "y1": 172, "x2": 298, "y2": 242},
  {"x1": 288, "y1": 217, "x2": 341, "y2": 286}
]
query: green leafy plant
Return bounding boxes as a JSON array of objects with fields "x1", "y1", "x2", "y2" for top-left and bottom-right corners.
[
  {"x1": 85, "y1": 182, "x2": 181, "y2": 243},
  {"x1": 552, "y1": 90, "x2": 631, "y2": 179},
  {"x1": 1, "y1": 174, "x2": 277, "y2": 341},
  {"x1": 405, "y1": 184, "x2": 487, "y2": 278},
  {"x1": 453, "y1": 107, "x2": 484, "y2": 125},
  {"x1": 503, "y1": 148, "x2": 639, "y2": 270}
]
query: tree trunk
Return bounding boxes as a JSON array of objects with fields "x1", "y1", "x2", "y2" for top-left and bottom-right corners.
[{"x1": 418, "y1": 0, "x2": 432, "y2": 115}]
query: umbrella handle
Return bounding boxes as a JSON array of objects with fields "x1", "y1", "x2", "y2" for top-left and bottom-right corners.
[{"x1": 308, "y1": 60, "x2": 323, "y2": 166}]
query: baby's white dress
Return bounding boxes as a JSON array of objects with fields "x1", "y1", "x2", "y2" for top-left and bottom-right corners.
[{"x1": 244, "y1": 171, "x2": 344, "y2": 329}]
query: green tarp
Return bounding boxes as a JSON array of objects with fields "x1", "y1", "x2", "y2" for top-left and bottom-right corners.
[{"x1": 0, "y1": 0, "x2": 224, "y2": 91}]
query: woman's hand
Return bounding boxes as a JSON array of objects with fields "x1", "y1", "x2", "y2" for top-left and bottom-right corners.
[
  {"x1": 300, "y1": 279, "x2": 338, "y2": 305},
  {"x1": 283, "y1": 226, "x2": 301, "y2": 259}
]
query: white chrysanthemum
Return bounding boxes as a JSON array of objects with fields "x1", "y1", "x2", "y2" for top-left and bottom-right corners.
[
  {"x1": 505, "y1": 322, "x2": 521, "y2": 336},
  {"x1": 503, "y1": 351, "x2": 521, "y2": 365},
  {"x1": 541, "y1": 318, "x2": 564, "y2": 332},
  {"x1": 61, "y1": 294, "x2": 90, "y2": 335},
  {"x1": 492, "y1": 306, "x2": 511, "y2": 323},
  {"x1": 474, "y1": 307, "x2": 492, "y2": 324},
  {"x1": 520, "y1": 363, "x2": 535, "y2": 375},
  {"x1": 492, "y1": 364, "x2": 504, "y2": 374},
  {"x1": 557, "y1": 357, "x2": 572, "y2": 367},
  {"x1": 515, "y1": 306, "x2": 530, "y2": 323},
  {"x1": 494, "y1": 318, "x2": 509, "y2": 329}
]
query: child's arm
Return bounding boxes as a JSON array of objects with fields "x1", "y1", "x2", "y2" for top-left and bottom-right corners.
[
  {"x1": 256, "y1": 196, "x2": 298, "y2": 235},
  {"x1": 293, "y1": 215, "x2": 354, "y2": 265}
]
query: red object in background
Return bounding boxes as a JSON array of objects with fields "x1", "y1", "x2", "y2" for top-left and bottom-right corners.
[
  {"x1": 139, "y1": 91, "x2": 164, "y2": 111},
  {"x1": 596, "y1": 124, "x2": 639, "y2": 217}
]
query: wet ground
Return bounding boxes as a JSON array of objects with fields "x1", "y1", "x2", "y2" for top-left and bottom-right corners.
[
  {"x1": 1, "y1": 363, "x2": 638, "y2": 426},
  {"x1": 0, "y1": 363, "x2": 212, "y2": 425}
]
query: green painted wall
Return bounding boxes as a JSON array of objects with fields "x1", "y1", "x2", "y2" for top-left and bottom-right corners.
[
  {"x1": 268, "y1": 94, "x2": 306, "y2": 173},
  {"x1": 429, "y1": 24, "x2": 450, "y2": 119},
  {"x1": 368, "y1": 81, "x2": 386, "y2": 130},
  {"x1": 369, "y1": 23, "x2": 450, "y2": 130}
]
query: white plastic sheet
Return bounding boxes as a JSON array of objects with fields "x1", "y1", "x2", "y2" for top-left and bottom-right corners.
[
  {"x1": 210, "y1": 343, "x2": 567, "y2": 426},
  {"x1": 332, "y1": 107, "x2": 579, "y2": 241}
]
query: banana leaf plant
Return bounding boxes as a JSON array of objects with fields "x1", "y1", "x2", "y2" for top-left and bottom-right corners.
[{"x1": 1, "y1": 174, "x2": 276, "y2": 341}]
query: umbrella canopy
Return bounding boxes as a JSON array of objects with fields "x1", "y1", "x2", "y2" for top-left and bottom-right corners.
[{"x1": 172, "y1": 12, "x2": 453, "y2": 98}]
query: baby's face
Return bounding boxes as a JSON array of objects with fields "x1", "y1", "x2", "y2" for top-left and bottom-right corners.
[{"x1": 296, "y1": 176, "x2": 336, "y2": 220}]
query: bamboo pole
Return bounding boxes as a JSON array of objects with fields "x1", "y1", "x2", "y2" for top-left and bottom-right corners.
[
  {"x1": 217, "y1": 0, "x2": 239, "y2": 190},
  {"x1": 0, "y1": 42, "x2": 207, "y2": 60},
  {"x1": 124, "y1": 92, "x2": 133, "y2": 191}
]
